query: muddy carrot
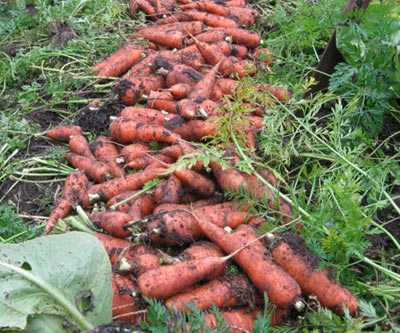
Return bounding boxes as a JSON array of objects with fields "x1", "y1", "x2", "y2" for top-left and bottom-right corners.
[
  {"x1": 146, "y1": 90, "x2": 178, "y2": 114},
  {"x1": 90, "y1": 211, "x2": 133, "y2": 238},
  {"x1": 90, "y1": 136, "x2": 125, "y2": 178},
  {"x1": 65, "y1": 152, "x2": 112, "y2": 183},
  {"x1": 270, "y1": 232, "x2": 359, "y2": 316},
  {"x1": 92, "y1": 44, "x2": 144, "y2": 80},
  {"x1": 68, "y1": 134, "x2": 95, "y2": 159},
  {"x1": 47, "y1": 125, "x2": 82, "y2": 143},
  {"x1": 109, "y1": 117, "x2": 179, "y2": 145},
  {"x1": 165, "y1": 117, "x2": 217, "y2": 141}
]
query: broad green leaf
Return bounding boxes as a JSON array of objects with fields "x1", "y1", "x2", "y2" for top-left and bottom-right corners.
[{"x1": 0, "y1": 232, "x2": 112, "y2": 332}]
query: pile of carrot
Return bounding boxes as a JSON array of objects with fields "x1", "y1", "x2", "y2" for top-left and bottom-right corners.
[{"x1": 45, "y1": 0, "x2": 359, "y2": 331}]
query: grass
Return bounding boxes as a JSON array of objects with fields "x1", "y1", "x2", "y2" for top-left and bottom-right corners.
[{"x1": 0, "y1": 0, "x2": 399, "y2": 331}]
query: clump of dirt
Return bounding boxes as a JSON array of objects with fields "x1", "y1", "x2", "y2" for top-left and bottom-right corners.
[{"x1": 48, "y1": 19, "x2": 77, "y2": 46}]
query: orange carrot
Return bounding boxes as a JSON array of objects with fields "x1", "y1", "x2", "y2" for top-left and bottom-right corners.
[
  {"x1": 47, "y1": 125, "x2": 82, "y2": 143},
  {"x1": 194, "y1": 215, "x2": 303, "y2": 309},
  {"x1": 153, "y1": 174, "x2": 183, "y2": 204},
  {"x1": 187, "y1": 29, "x2": 226, "y2": 45},
  {"x1": 146, "y1": 90, "x2": 178, "y2": 114},
  {"x1": 68, "y1": 134, "x2": 95, "y2": 159},
  {"x1": 112, "y1": 272, "x2": 146, "y2": 324},
  {"x1": 165, "y1": 117, "x2": 217, "y2": 141},
  {"x1": 225, "y1": 0, "x2": 246, "y2": 7},
  {"x1": 253, "y1": 47, "x2": 273, "y2": 66},
  {"x1": 106, "y1": 190, "x2": 154, "y2": 215},
  {"x1": 126, "y1": 152, "x2": 174, "y2": 170},
  {"x1": 65, "y1": 152, "x2": 112, "y2": 183},
  {"x1": 168, "y1": 83, "x2": 192, "y2": 100},
  {"x1": 122, "y1": 50, "x2": 157, "y2": 79},
  {"x1": 119, "y1": 142, "x2": 151, "y2": 163},
  {"x1": 90, "y1": 165, "x2": 168, "y2": 203},
  {"x1": 259, "y1": 83, "x2": 292, "y2": 102},
  {"x1": 120, "y1": 106, "x2": 178, "y2": 126},
  {"x1": 90, "y1": 211, "x2": 133, "y2": 238},
  {"x1": 92, "y1": 44, "x2": 144, "y2": 80},
  {"x1": 116, "y1": 74, "x2": 165, "y2": 106},
  {"x1": 201, "y1": 307, "x2": 257, "y2": 333},
  {"x1": 223, "y1": 27, "x2": 261, "y2": 48},
  {"x1": 90, "y1": 136, "x2": 125, "y2": 178},
  {"x1": 188, "y1": 61, "x2": 221, "y2": 100},
  {"x1": 137, "y1": 255, "x2": 228, "y2": 299},
  {"x1": 109, "y1": 117, "x2": 178, "y2": 145},
  {"x1": 165, "y1": 63, "x2": 203, "y2": 87},
  {"x1": 93, "y1": 233, "x2": 157, "y2": 266},
  {"x1": 134, "y1": 0, "x2": 156, "y2": 16},
  {"x1": 122, "y1": 253, "x2": 162, "y2": 277},
  {"x1": 45, "y1": 169, "x2": 89, "y2": 234},
  {"x1": 194, "y1": 39, "x2": 228, "y2": 65},
  {"x1": 131, "y1": 28, "x2": 186, "y2": 49},
  {"x1": 270, "y1": 232, "x2": 359, "y2": 316},
  {"x1": 165, "y1": 272, "x2": 254, "y2": 312},
  {"x1": 215, "y1": 77, "x2": 238, "y2": 95},
  {"x1": 209, "y1": 161, "x2": 248, "y2": 192},
  {"x1": 173, "y1": 167, "x2": 215, "y2": 198},
  {"x1": 175, "y1": 44, "x2": 205, "y2": 69},
  {"x1": 230, "y1": 44, "x2": 248, "y2": 59},
  {"x1": 177, "y1": 240, "x2": 225, "y2": 261}
]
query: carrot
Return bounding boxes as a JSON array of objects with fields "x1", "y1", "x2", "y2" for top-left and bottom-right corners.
[
  {"x1": 109, "y1": 117, "x2": 178, "y2": 145},
  {"x1": 122, "y1": 253, "x2": 162, "y2": 277},
  {"x1": 116, "y1": 74, "x2": 165, "y2": 106},
  {"x1": 165, "y1": 272, "x2": 254, "y2": 312},
  {"x1": 194, "y1": 214, "x2": 303, "y2": 309},
  {"x1": 68, "y1": 134, "x2": 95, "y2": 159},
  {"x1": 131, "y1": 29, "x2": 186, "y2": 49},
  {"x1": 136, "y1": 21, "x2": 205, "y2": 35},
  {"x1": 270, "y1": 232, "x2": 359, "y2": 316},
  {"x1": 215, "y1": 77, "x2": 238, "y2": 95},
  {"x1": 187, "y1": 29, "x2": 226, "y2": 45},
  {"x1": 90, "y1": 211, "x2": 133, "y2": 238},
  {"x1": 177, "y1": 240, "x2": 226, "y2": 261},
  {"x1": 209, "y1": 161, "x2": 248, "y2": 192},
  {"x1": 165, "y1": 117, "x2": 217, "y2": 141},
  {"x1": 92, "y1": 44, "x2": 144, "y2": 80},
  {"x1": 223, "y1": 27, "x2": 261, "y2": 48},
  {"x1": 111, "y1": 272, "x2": 146, "y2": 324},
  {"x1": 90, "y1": 166, "x2": 168, "y2": 203},
  {"x1": 93, "y1": 233, "x2": 156, "y2": 265},
  {"x1": 194, "y1": 39, "x2": 228, "y2": 65},
  {"x1": 222, "y1": 57, "x2": 257, "y2": 78},
  {"x1": 45, "y1": 169, "x2": 89, "y2": 234},
  {"x1": 224, "y1": 0, "x2": 246, "y2": 7},
  {"x1": 47, "y1": 125, "x2": 82, "y2": 143},
  {"x1": 165, "y1": 64, "x2": 203, "y2": 87},
  {"x1": 126, "y1": 152, "x2": 174, "y2": 169},
  {"x1": 230, "y1": 44, "x2": 248, "y2": 59},
  {"x1": 173, "y1": 167, "x2": 215, "y2": 198},
  {"x1": 146, "y1": 90, "x2": 178, "y2": 114},
  {"x1": 90, "y1": 136, "x2": 125, "y2": 178},
  {"x1": 175, "y1": 44, "x2": 205, "y2": 69},
  {"x1": 122, "y1": 50, "x2": 157, "y2": 79},
  {"x1": 201, "y1": 307, "x2": 257, "y2": 333},
  {"x1": 168, "y1": 83, "x2": 192, "y2": 100},
  {"x1": 137, "y1": 255, "x2": 228, "y2": 299},
  {"x1": 253, "y1": 47, "x2": 273, "y2": 66},
  {"x1": 119, "y1": 142, "x2": 151, "y2": 163},
  {"x1": 65, "y1": 152, "x2": 112, "y2": 183},
  {"x1": 120, "y1": 106, "x2": 178, "y2": 126},
  {"x1": 153, "y1": 174, "x2": 184, "y2": 204},
  {"x1": 152, "y1": 195, "x2": 222, "y2": 214},
  {"x1": 259, "y1": 83, "x2": 292, "y2": 102},
  {"x1": 187, "y1": 61, "x2": 221, "y2": 100}
]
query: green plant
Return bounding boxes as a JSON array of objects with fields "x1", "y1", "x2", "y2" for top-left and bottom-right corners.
[{"x1": 330, "y1": 2, "x2": 400, "y2": 137}]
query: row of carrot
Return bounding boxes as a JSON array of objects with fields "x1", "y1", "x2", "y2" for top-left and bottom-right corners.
[{"x1": 45, "y1": 0, "x2": 359, "y2": 331}]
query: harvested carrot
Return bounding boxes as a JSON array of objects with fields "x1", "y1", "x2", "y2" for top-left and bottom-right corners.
[
  {"x1": 259, "y1": 83, "x2": 292, "y2": 102},
  {"x1": 122, "y1": 50, "x2": 157, "y2": 79},
  {"x1": 253, "y1": 47, "x2": 273, "y2": 66},
  {"x1": 215, "y1": 77, "x2": 238, "y2": 95},
  {"x1": 209, "y1": 161, "x2": 248, "y2": 192},
  {"x1": 188, "y1": 61, "x2": 221, "y2": 100},
  {"x1": 230, "y1": 44, "x2": 248, "y2": 59},
  {"x1": 116, "y1": 74, "x2": 165, "y2": 106},
  {"x1": 119, "y1": 142, "x2": 151, "y2": 163},
  {"x1": 223, "y1": 27, "x2": 261, "y2": 48},
  {"x1": 120, "y1": 106, "x2": 178, "y2": 126},
  {"x1": 65, "y1": 152, "x2": 112, "y2": 183},
  {"x1": 194, "y1": 214, "x2": 303, "y2": 309},
  {"x1": 188, "y1": 29, "x2": 226, "y2": 45},
  {"x1": 201, "y1": 307, "x2": 257, "y2": 333},
  {"x1": 122, "y1": 253, "x2": 162, "y2": 277},
  {"x1": 165, "y1": 117, "x2": 216, "y2": 141},
  {"x1": 112, "y1": 272, "x2": 146, "y2": 324},
  {"x1": 175, "y1": 44, "x2": 205, "y2": 69},
  {"x1": 173, "y1": 167, "x2": 215, "y2": 198},
  {"x1": 165, "y1": 63, "x2": 203, "y2": 87},
  {"x1": 153, "y1": 174, "x2": 183, "y2": 204},
  {"x1": 194, "y1": 39, "x2": 228, "y2": 66},
  {"x1": 47, "y1": 125, "x2": 82, "y2": 143},
  {"x1": 126, "y1": 152, "x2": 173, "y2": 169},
  {"x1": 90, "y1": 136, "x2": 125, "y2": 178},
  {"x1": 146, "y1": 90, "x2": 178, "y2": 114},
  {"x1": 109, "y1": 117, "x2": 178, "y2": 145},
  {"x1": 92, "y1": 44, "x2": 144, "y2": 80},
  {"x1": 270, "y1": 232, "x2": 359, "y2": 316},
  {"x1": 165, "y1": 272, "x2": 254, "y2": 312},
  {"x1": 177, "y1": 240, "x2": 225, "y2": 262},
  {"x1": 131, "y1": 29, "x2": 186, "y2": 49},
  {"x1": 90, "y1": 211, "x2": 133, "y2": 238},
  {"x1": 91, "y1": 165, "x2": 168, "y2": 203},
  {"x1": 68, "y1": 134, "x2": 95, "y2": 159},
  {"x1": 137, "y1": 255, "x2": 227, "y2": 299}
]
